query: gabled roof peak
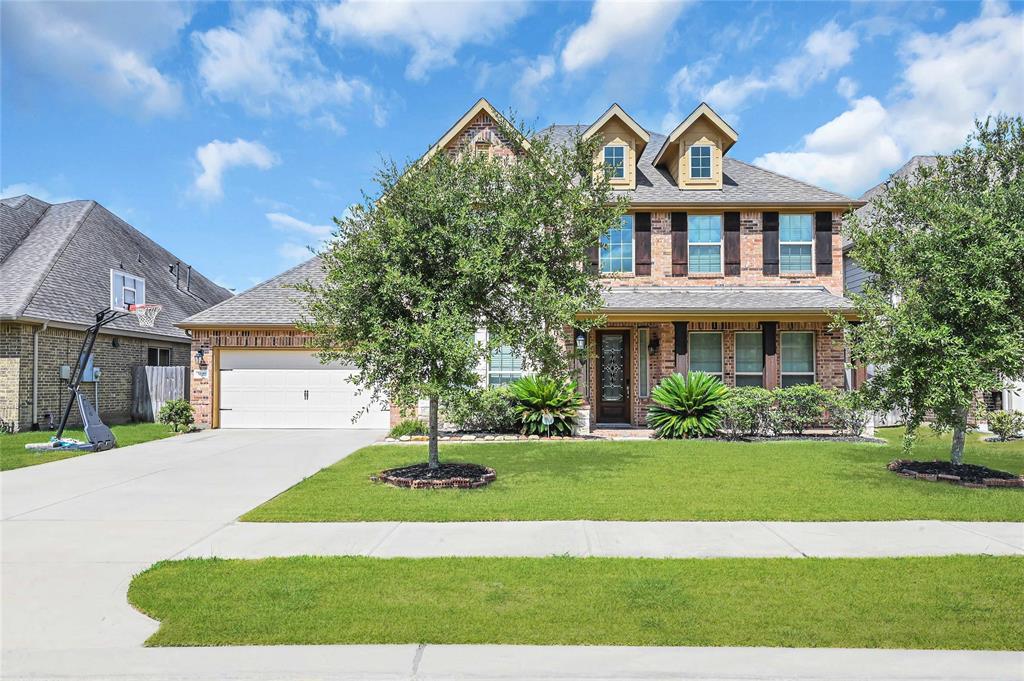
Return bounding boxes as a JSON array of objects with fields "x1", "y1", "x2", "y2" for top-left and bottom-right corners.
[
  {"x1": 582, "y1": 103, "x2": 650, "y2": 145},
  {"x1": 654, "y1": 102, "x2": 738, "y2": 168}
]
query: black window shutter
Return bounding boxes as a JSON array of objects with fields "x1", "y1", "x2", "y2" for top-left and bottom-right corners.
[
  {"x1": 671, "y1": 212, "x2": 688, "y2": 276},
  {"x1": 724, "y1": 211, "x2": 741, "y2": 276},
  {"x1": 762, "y1": 321, "x2": 777, "y2": 357},
  {"x1": 815, "y1": 211, "x2": 833, "y2": 275},
  {"x1": 587, "y1": 243, "x2": 599, "y2": 273},
  {"x1": 762, "y1": 212, "x2": 779, "y2": 275},
  {"x1": 673, "y1": 321, "x2": 688, "y2": 355},
  {"x1": 635, "y1": 212, "x2": 652, "y2": 275}
]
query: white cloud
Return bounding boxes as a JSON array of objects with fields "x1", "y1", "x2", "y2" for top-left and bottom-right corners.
[
  {"x1": 754, "y1": 4, "x2": 1024, "y2": 195},
  {"x1": 701, "y1": 21, "x2": 858, "y2": 115},
  {"x1": 0, "y1": 182, "x2": 74, "y2": 204},
  {"x1": 3, "y1": 2, "x2": 188, "y2": 115},
  {"x1": 194, "y1": 7, "x2": 376, "y2": 125},
  {"x1": 266, "y1": 212, "x2": 333, "y2": 237},
  {"x1": 192, "y1": 139, "x2": 279, "y2": 201},
  {"x1": 836, "y1": 76, "x2": 859, "y2": 101},
  {"x1": 316, "y1": 1, "x2": 528, "y2": 80},
  {"x1": 562, "y1": 0, "x2": 690, "y2": 73},
  {"x1": 518, "y1": 55, "x2": 556, "y2": 95},
  {"x1": 277, "y1": 242, "x2": 315, "y2": 263}
]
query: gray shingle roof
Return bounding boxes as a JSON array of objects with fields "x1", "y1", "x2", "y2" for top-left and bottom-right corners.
[
  {"x1": 0, "y1": 195, "x2": 232, "y2": 340},
  {"x1": 537, "y1": 125, "x2": 859, "y2": 206},
  {"x1": 846, "y1": 155, "x2": 940, "y2": 249},
  {"x1": 601, "y1": 286, "x2": 853, "y2": 314},
  {"x1": 179, "y1": 256, "x2": 324, "y2": 327}
]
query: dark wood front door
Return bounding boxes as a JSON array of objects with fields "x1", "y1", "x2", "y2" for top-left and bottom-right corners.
[{"x1": 597, "y1": 330, "x2": 630, "y2": 423}]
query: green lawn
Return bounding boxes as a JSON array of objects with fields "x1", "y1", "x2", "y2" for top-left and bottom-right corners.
[
  {"x1": 129, "y1": 554, "x2": 1024, "y2": 649},
  {"x1": 243, "y1": 427, "x2": 1024, "y2": 522},
  {"x1": 1, "y1": 423, "x2": 180, "y2": 471}
]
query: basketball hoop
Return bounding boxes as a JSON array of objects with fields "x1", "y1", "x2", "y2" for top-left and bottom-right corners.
[{"x1": 128, "y1": 304, "x2": 162, "y2": 328}]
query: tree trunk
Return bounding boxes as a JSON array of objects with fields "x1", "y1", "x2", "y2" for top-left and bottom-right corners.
[
  {"x1": 950, "y1": 404, "x2": 968, "y2": 466},
  {"x1": 428, "y1": 395, "x2": 440, "y2": 469}
]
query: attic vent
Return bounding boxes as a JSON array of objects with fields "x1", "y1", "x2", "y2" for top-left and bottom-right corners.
[{"x1": 473, "y1": 129, "x2": 494, "y2": 147}]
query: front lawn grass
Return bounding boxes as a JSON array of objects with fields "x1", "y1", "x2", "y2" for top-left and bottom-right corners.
[
  {"x1": 1, "y1": 422, "x2": 180, "y2": 471},
  {"x1": 243, "y1": 427, "x2": 1024, "y2": 522},
  {"x1": 129, "y1": 554, "x2": 1024, "y2": 649}
]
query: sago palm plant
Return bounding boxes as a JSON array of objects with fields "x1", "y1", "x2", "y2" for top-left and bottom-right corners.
[
  {"x1": 509, "y1": 375, "x2": 584, "y2": 436},
  {"x1": 647, "y1": 372, "x2": 729, "y2": 438}
]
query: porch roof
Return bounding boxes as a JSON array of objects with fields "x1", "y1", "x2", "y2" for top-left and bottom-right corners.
[{"x1": 599, "y1": 286, "x2": 854, "y2": 317}]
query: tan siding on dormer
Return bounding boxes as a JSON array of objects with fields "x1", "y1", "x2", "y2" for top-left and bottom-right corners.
[
  {"x1": 675, "y1": 119, "x2": 724, "y2": 190},
  {"x1": 592, "y1": 120, "x2": 639, "y2": 190}
]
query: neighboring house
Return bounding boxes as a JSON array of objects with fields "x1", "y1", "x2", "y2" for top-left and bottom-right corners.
[
  {"x1": 0, "y1": 195, "x2": 232, "y2": 431},
  {"x1": 180, "y1": 99, "x2": 861, "y2": 431},
  {"x1": 844, "y1": 155, "x2": 1024, "y2": 417}
]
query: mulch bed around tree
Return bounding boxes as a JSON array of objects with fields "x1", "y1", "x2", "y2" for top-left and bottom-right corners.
[
  {"x1": 888, "y1": 459, "x2": 1024, "y2": 488},
  {"x1": 374, "y1": 462, "x2": 497, "y2": 489}
]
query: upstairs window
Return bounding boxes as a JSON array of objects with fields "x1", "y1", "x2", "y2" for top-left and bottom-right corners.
[
  {"x1": 689, "y1": 332, "x2": 723, "y2": 380},
  {"x1": 603, "y1": 145, "x2": 626, "y2": 179},
  {"x1": 779, "y1": 214, "x2": 813, "y2": 273},
  {"x1": 600, "y1": 215, "x2": 634, "y2": 274},
  {"x1": 488, "y1": 346, "x2": 523, "y2": 386},
  {"x1": 110, "y1": 269, "x2": 145, "y2": 310},
  {"x1": 688, "y1": 214, "x2": 722, "y2": 273},
  {"x1": 690, "y1": 145, "x2": 712, "y2": 178}
]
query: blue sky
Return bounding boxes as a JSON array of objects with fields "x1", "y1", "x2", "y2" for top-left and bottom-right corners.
[{"x1": 3, "y1": 1, "x2": 1021, "y2": 293}]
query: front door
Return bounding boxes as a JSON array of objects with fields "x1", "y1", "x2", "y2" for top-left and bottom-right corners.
[{"x1": 597, "y1": 330, "x2": 630, "y2": 423}]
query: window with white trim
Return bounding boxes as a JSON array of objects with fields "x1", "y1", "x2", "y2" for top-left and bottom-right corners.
[
  {"x1": 688, "y1": 214, "x2": 722, "y2": 273},
  {"x1": 488, "y1": 346, "x2": 523, "y2": 386},
  {"x1": 735, "y1": 332, "x2": 764, "y2": 387},
  {"x1": 637, "y1": 328, "x2": 650, "y2": 398},
  {"x1": 603, "y1": 145, "x2": 626, "y2": 179},
  {"x1": 110, "y1": 269, "x2": 146, "y2": 310},
  {"x1": 781, "y1": 332, "x2": 815, "y2": 387},
  {"x1": 779, "y1": 214, "x2": 813, "y2": 273},
  {"x1": 600, "y1": 215, "x2": 634, "y2": 274},
  {"x1": 690, "y1": 145, "x2": 712, "y2": 178},
  {"x1": 689, "y1": 332, "x2": 723, "y2": 379},
  {"x1": 148, "y1": 347, "x2": 171, "y2": 366}
]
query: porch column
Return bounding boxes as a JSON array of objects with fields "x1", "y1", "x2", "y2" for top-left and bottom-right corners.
[
  {"x1": 762, "y1": 321, "x2": 779, "y2": 389},
  {"x1": 673, "y1": 321, "x2": 688, "y2": 374}
]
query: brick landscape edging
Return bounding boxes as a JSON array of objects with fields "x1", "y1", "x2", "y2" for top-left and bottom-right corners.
[
  {"x1": 376, "y1": 466, "x2": 497, "y2": 489},
  {"x1": 887, "y1": 460, "x2": 1024, "y2": 488}
]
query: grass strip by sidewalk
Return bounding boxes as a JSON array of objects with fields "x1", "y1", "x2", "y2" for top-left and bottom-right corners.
[
  {"x1": 1, "y1": 422, "x2": 179, "y2": 471},
  {"x1": 129, "y1": 555, "x2": 1024, "y2": 649},
  {"x1": 242, "y1": 428, "x2": 1024, "y2": 522}
]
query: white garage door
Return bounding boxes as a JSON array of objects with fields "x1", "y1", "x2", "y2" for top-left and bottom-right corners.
[{"x1": 218, "y1": 350, "x2": 389, "y2": 429}]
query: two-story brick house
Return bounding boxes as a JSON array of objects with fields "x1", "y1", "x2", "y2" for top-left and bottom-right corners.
[{"x1": 179, "y1": 98, "x2": 860, "y2": 431}]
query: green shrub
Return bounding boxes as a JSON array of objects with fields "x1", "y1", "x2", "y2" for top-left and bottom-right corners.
[
  {"x1": 828, "y1": 390, "x2": 872, "y2": 437},
  {"x1": 988, "y1": 410, "x2": 1024, "y2": 442},
  {"x1": 647, "y1": 372, "x2": 729, "y2": 439},
  {"x1": 509, "y1": 375, "x2": 583, "y2": 437},
  {"x1": 157, "y1": 399, "x2": 194, "y2": 432},
  {"x1": 388, "y1": 418, "x2": 427, "y2": 438},
  {"x1": 773, "y1": 384, "x2": 831, "y2": 435},
  {"x1": 719, "y1": 386, "x2": 774, "y2": 439},
  {"x1": 443, "y1": 386, "x2": 518, "y2": 433}
]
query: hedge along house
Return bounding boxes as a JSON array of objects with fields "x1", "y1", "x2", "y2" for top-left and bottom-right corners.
[
  {"x1": 0, "y1": 195, "x2": 232, "y2": 432},
  {"x1": 179, "y1": 98, "x2": 861, "y2": 431}
]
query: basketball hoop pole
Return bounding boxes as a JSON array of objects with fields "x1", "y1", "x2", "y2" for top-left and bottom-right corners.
[{"x1": 53, "y1": 308, "x2": 134, "y2": 442}]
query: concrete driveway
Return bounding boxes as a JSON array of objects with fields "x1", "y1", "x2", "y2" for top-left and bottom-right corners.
[{"x1": 1, "y1": 429, "x2": 382, "y2": 664}]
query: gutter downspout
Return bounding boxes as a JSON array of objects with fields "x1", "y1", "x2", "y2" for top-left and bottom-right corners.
[{"x1": 32, "y1": 321, "x2": 49, "y2": 429}]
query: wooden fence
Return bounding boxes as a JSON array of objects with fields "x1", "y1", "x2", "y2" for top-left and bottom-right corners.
[{"x1": 132, "y1": 366, "x2": 189, "y2": 422}]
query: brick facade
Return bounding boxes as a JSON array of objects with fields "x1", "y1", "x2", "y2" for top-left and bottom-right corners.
[{"x1": 0, "y1": 322, "x2": 189, "y2": 432}]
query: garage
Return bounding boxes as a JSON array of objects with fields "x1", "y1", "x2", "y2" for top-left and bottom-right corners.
[{"x1": 217, "y1": 350, "x2": 389, "y2": 429}]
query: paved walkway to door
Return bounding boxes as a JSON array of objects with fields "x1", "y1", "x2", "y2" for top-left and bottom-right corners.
[{"x1": 179, "y1": 519, "x2": 1024, "y2": 559}]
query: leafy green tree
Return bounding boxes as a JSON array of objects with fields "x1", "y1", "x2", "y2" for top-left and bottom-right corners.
[
  {"x1": 301, "y1": 115, "x2": 626, "y2": 467},
  {"x1": 840, "y1": 116, "x2": 1024, "y2": 464}
]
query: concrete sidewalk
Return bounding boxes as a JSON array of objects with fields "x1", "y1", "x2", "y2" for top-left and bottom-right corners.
[
  {"x1": 4, "y1": 644, "x2": 1022, "y2": 680},
  {"x1": 177, "y1": 520, "x2": 1024, "y2": 559}
]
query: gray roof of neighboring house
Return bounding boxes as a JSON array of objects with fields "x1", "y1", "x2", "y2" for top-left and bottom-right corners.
[
  {"x1": 0, "y1": 194, "x2": 232, "y2": 341},
  {"x1": 601, "y1": 286, "x2": 853, "y2": 314},
  {"x1": 179, "y1": 256, "x2": 325, "y2": 327},
  {"x1": 537, "y1": 125, "x2": 859, "y2": 206},
  {"x1": 846, "y1": 155, "x2": 940, "y2": 249}
]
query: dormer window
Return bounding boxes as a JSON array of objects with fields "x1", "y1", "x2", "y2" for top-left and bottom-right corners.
[
  {"x1": 603, "y1": 145, "x2": 626, "y2": 179},
  {"x1": 690, "y1": 145, "x2": 712, "y2": 179}
]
